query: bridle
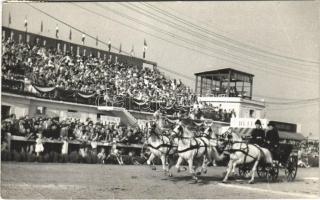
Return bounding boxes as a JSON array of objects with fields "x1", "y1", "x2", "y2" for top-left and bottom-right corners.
[{"x1": 141, "y1": 123, "x2": 178, "y2": 155}]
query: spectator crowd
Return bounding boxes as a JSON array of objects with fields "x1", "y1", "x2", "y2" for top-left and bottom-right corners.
[
  {"x1": 297, "y1": 140, "x2": 319, "y2": 168},
  {"x1": 2, "y1": 37, "x2": 195, "y2": 108},
  {"x1": 1, "y1": 113, "x2": 148, "y2": 163},
  {"x1": 2, "y1": 114, "x2": 146, "y2": 145},
  {"x1": 2, "y1": 37, "x2": 238, "y2": 123}
]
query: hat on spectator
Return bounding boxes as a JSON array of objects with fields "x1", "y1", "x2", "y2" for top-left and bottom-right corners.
[{"x1": 255, "y1": 119, "x2": 262, "y2": 125}]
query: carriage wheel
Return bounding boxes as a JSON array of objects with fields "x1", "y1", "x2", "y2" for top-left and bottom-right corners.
[
  {"x1": 266, "y1": 163, "x2": 279, "y2": 182},
  {"x1": 285, "y1": 155, "x2": 298, "y2": 182},
  {"x1": 257, "y1": 165, "x2": 267, "y2": 179},
  {"x1": 238, "y1": 166, "x2": 250, "y2": 179}
]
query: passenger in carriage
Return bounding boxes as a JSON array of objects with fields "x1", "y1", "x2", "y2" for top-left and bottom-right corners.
[
  {"x1": 265, "y1": 122, "x2": 280, "y2": 159},
  {"x1": 250, "y1": 119, "x2": 265, "y2": 147}
]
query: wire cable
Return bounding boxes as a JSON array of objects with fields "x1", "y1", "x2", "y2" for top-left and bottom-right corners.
[
  {"x1": 87, "y1": 3, "x2": 318, "y2": 83},
  {"x1": 26, "y1": 3, "x2": 130, "y2": 56},
  {"x1": 143, "y1": 2, "x2": 319, "y2": 66},
  {"x1": 123, "y1": 2, "x2": 319, "y2": 77}
]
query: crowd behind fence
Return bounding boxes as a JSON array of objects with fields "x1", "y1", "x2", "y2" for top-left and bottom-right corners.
[{"x1": 2, "y1": 114, "x2": 319, "y2": 166}]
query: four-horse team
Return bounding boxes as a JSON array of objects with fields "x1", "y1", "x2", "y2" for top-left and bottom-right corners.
[{"x1": 143, "y1": 115, "x2": 296, "y2": 184}]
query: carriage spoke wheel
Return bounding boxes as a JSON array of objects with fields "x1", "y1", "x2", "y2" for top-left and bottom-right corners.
[
  {"x1": 238, "y1": 167, "x2": 250, "y2": 179},
  {"x1": 266, "y1": 163, "x2": 279, "y2": 182},
  {"x1": 285, "y1": 156, "x2": 298, "y2": 182},
  {"x1": 257, "y1": 165, "x2": 267, "y2": 179}
]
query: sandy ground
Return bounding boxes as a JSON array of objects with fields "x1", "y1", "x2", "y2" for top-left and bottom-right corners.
[{"x1": 1, "y1": 162, "x2": 319, "y2": 199}]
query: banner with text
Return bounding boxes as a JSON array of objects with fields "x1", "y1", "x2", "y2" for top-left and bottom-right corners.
[{"x1": 100, "y1": 115, "x2": 121, "y2": 125}]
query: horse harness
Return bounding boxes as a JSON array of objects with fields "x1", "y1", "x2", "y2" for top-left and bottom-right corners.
[
  {"x1": 147, "y1": 135, "x2": 176, "y2": 156},
  {"x1": 224, "y1": 141, "x2": 263, "y2": 163},
  {"x1": 177, "y1": 136, "x2": 209, "y2": 158}
]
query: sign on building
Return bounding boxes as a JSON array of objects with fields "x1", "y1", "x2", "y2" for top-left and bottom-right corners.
[
  {"x1": 231, "y1": 118, "x2": 269, "y2": 129},
  {"x1": 100, "y1": 115, "x2": 121, "y2": 125}
]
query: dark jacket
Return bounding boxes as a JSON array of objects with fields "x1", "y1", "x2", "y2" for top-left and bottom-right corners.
[
  {"x1": 250, "y1": 128, "x2": 265, "y2": 146},
  {"x1": 265, "y1": 128, "x2": 280, "y2": 148}
]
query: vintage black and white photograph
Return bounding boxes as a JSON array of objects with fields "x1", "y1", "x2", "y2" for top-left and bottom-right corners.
[{"x1": 1, "y1": 1, "x2": 319, "y2": 199}]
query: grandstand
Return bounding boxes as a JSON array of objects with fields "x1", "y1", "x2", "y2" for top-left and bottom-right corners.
[
  {"x1": 1, "y1": 25, "x2": 307, "y2": 164},
  {"x1": 1, "y1": 26, "x2": 197, "y2": 161}
]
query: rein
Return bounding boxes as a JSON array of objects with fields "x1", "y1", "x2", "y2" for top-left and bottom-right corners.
[
  {"x1": 223, "y1": 140, "x2": 260, "y2": 161},
  {"x1": 146, "y1": 134, "x2": 177, "y2": 155},
  {"x1": 176, "y1": 136, "x2": 210, "y2": 155}
]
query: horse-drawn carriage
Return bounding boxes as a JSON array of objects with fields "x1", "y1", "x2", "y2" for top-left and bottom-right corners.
[
  {"x1": 144, "y1": 116, "x2": 301, "y2": 184},
  {"x1": 238, "y1": 142, "x2": 298, "y2": 182}
]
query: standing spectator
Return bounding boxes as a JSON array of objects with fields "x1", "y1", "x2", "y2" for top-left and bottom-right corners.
[
  {"x1": 90, "y1": 131, "x2": 98, "y2": 155},
  {"x1": 106, "y1": 141, "x2": 123, "y2": 165},
  {"x1": 35, "y1": 133, "x2": 44, "y2": 157},
  {"x1": 97, "y1": 148, "x2": 107, "y2": 164}
]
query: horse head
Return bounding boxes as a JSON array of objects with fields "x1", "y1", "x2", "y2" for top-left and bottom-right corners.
[
  {"x1": 218, "y1": 127, "x2": 242, "y2": 150},
  {"x1": 171, "y1": 124, "x2": 183, "y2": 138},
  {"x1": 147, "y1": 121, "x2": 158, "y2": 136}
]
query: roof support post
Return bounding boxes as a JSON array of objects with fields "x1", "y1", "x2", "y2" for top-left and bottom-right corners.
[
  {"x1": 195, "y1": 75, "x2": 198, "y2": 95},
  {"x1": 227, "y1": 69, "x2": 231, "y2": 97}
]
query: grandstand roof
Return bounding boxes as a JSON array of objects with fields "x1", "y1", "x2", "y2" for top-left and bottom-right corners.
[{"x1": 194, "y1": 68, "x2": 254, "y2": 77}]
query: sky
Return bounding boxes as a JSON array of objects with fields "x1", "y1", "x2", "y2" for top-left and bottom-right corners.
[{"x1": 2, "y1": 1, "x2": 319, "y2": 138}]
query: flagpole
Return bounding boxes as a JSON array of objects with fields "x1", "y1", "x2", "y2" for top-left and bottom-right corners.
[
  {"x1": 55, "y1": 27, "x2": 57, "y2": 52},
  {"x1": 25, "y1": 21, "x2": 28, "y2": 44}
]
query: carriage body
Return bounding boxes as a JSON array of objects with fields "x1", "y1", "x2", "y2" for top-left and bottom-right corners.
[{"x1": 237, "y1": 142, "x2": 299, "y2": 182}]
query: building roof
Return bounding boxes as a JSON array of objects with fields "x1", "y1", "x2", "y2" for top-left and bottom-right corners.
[
  {"x1": 194, "y1": 68, "x2": 254, "y2": 77},
  {"x1": 232, "y1": 127, "x2": 305, "y2": 141}
]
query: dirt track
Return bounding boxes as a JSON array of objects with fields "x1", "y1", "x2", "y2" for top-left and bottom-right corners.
[{"x1": 1, "y1": 162, "x2": 319, "y2": 199}]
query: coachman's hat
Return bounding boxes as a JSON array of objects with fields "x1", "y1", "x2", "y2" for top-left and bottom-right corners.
[{"x1": 255, "y1": 119, "x2": 262, "y2": 125}]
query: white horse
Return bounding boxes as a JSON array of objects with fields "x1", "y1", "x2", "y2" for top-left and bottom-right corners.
[
  {"x1": 217, "y1": 128, "x2": 273, "y2": 184},
  {"x1": 170, "y1": 122, "x2": 216, "y2": 181},
  {"x1": 143, "y1": 122, "x2": 177, "y2": 175}
]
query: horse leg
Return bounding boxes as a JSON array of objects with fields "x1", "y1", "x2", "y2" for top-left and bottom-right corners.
[
  {"x1": 187, "y1": 158, "x2": 198, "y2": 182},
  {"x1": 248, "y1": 159, "x2": 259, "y2": 184},
  {"x1": 223, "y1": 159, "x2": 234, "y2": 183},
  {"x1": 201, "y1": 154, "x2": 213, "y2": 174},
  {"x1": 175, "y1": 156, "x2": 183, "y2": 173},
  {"x1": 232, "y1": 158, "x2": 242, "y2": 175},
  {"x1": 167, "y1": 155, "x2": 174, "y2": 177},
  {"x1": 147, "y1": 153, "x2": 156, "y2": 170},
  {"x1": 231, "y1": 158, "x2": 243, "y2": 179},
  {"x1": 160, "y1": 154, "x2": 167, "y2": 174}
]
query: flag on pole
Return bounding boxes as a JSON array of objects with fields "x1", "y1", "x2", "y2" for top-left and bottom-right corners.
[
  {"x1": 40, "y1": 21, "x2": 43, "y2": 33},
  {"x1": 55, "y1": 25, "x2": 59, "y2": 38},
  {"x1": 130, "y1": 45, "x2": 135, "y2": 56},
  {"x1": 81, "y1": 34, "x2": 85, "y2": 45},
  {"x1": 96, "y1": 36, "x2": 98, "y2": 46},
  {"x1": 143, "y1": 39, "x2": 148, "y2": 59},
  {"x1": 69, "y1": 29, "x2": 72, "y2": 40},
  {"x1": 108, "y1": 39, "x2": 111, "y2": 52},
  {"x1": 144, "y1": 39, "x2": 148, "y2": 50},
  {"x1": 119, "y1": 43, "x2": 122, "y2": 53},
  {"x1": 8, "y1": 12, "x2": 12, "y2": 26},
  {"x1": 24, "y1": 17, "x2": 28, "y2": 30}
]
